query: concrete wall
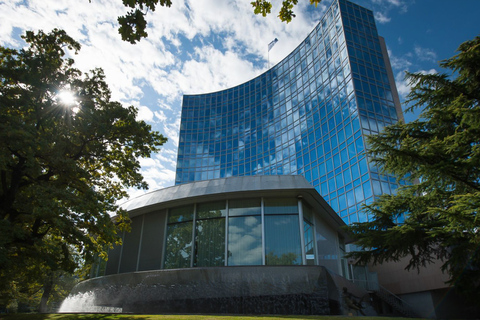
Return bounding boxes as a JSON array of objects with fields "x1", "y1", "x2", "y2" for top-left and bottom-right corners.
[
  {"x1": 105, "y1": 210, "x2": 167, "y2": 275},
  {"x1": 315, "y1": 214, "x2": 341, "y2": 274},
  {"x1": 73, "y1": 266, "x2": 336, "y2": 315},
  {"x1": 368, "y1": 256, "x2": 450, "y2": 295}
]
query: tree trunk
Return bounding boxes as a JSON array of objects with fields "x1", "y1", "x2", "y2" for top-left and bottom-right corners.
[{"x1": 39, "y1": 273, "x2": 54, "y2": 313}]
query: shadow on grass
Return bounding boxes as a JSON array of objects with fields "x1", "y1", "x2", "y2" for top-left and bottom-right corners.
[
  {"x1": 0, "y1": 313, "x2": 149, "y2": 320},
  {"x1": 0, "y1": 314, "x2": 419, "y2": 320}
]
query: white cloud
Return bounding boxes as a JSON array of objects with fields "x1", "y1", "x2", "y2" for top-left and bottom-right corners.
[
  {"x1": 171, "y1": 44, "x2": 262, "y2": 96},
  {"x1": 154, "y1": 110, "x2": 168, "y2": 122},
  {"x1": 137, "y1": 106, "x2": 155, "y2": 122},
  {"x1": 395, "y1": 71, "x2": 410, "y2": 99},
  {"x1": 420, "y1": 69, "x2": 438, "y2": 75},
  {"x1": 374, "y1": 11, "x2": 391, "y2": 23},
  {"x1": 395, "y1": 69, "x2": 437, "y2": 100},
  {"x1": 387, "y1": 48, "x2": 412, "y2": 71},
  {"x1": 163, "y1": 113, "x2": 182, "y2": 147},
  {"x1": 414, "y1": 46, "x2": 437, "y2": 63},
  {"x1": 386, "y1": 0, "x2": 402, "y2": 6},
  {"x1": 371, "y1": 0, "x2": 403, "y2": 7},
  {"x1": 0, "y1": 0, "x2": 357, "y2": 195},
  {"x1": 368, "y1": 0, "x2": 410, "y2": 24}
]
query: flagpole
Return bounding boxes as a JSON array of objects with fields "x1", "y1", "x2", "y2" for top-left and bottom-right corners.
[{"x1": 267, "y1": 38, "x2": 278, "y2": 70}]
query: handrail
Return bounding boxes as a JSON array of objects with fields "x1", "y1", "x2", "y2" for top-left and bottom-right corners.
[{"x1": 347, "y1": 279, "x2": 419, "y2": 318}]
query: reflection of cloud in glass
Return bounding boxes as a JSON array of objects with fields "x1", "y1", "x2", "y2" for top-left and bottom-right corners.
[
  {"x1": 265, "y1": 215, "x2": 301, "y2": 265},
  {"x1": 229, "y1": 207, "x2": 260, "y2": 216},
  {"x1": 228, "y1": 216, "x2": 262, "y2": 265},
  {"x1": 273, "y1": 218, "x2": 291, "y2": 226},
  {"x1": 244, "y1": 216, "x2": 259, "y2": 228}
]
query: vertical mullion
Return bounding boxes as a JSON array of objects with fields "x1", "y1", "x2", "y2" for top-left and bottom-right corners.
[
  {"x1": 225, "y1": 199, "x2": 229, "y2": 266},
  {"x1": 190, "y1": 203, "x2": 197, "y2": 268},
  {"x1": 136, "y1": 214, "x2": 145, "y2": 271},
  {"x1": 161, "y1": 209, "x2": 169, "y2": 269},
  {"x1": 117, "y1": 229, "x2": 125, "y2": 274},
  {"x1": 261, "y1": 197, "x2": 266, "y2": 265},
  {"x1": 298, "y1": 198, "x2": 306, "y2": 265}
]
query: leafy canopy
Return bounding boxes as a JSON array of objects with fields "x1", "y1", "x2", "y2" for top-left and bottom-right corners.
[
  {"x1": 251, "y1": 0, "x2": 321, "y2": 23},
  {"x1": 0, "y1": 29, "x2": 166, "y2": 303},
  {"x1": 346, "y1": 36, "x2": 480, "y2": 299},
  {"x1": 116, "y1": 0, "x2": 321, "y2": 43}
]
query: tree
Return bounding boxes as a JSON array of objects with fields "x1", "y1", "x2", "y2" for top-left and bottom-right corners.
[
  {"x1": 117, "y1": 0, "x2": 321, "y2": 43},
  {"x1": 265, "y1": 252, "x2": 299, "y2": 265},
  {"x1": 0, "y1": 29, "x2": 167, "y2": 311},
  {"x1": 251, "y1": 0, "x2": 322, "y2": 23},
  {"x1": 346, "y1": 36, "x2": 480, "y2": 300}
]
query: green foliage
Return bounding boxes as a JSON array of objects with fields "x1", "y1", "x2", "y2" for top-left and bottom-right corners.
[
  {"x1": 346, "y1": 36, "x2": 480, "y2": 300},
  {"x1": 117, "y1": 0, "x2": 172, "y2": 43},
  {"x1": 1, "y1": 268, "x2": 78, "y2": 313},
  {"x1": 251, "y1": 0, "x2": 273, "y2": 18},
  {"x1": 265, "y1": 252, "x2": 299, "y2": 265},
  {"x1": 252, "y1": 0, "x2": 320, "y2": 23},
  {"x1": 0, "y1": 29, "x2": 166, "y2": 309},
  {"x1": 278, "y1": 0, "x2": 299, "y2": 23}
]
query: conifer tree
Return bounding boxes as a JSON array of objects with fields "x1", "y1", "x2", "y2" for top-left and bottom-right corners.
[{"x1": 346, "y1": 36, "x2": 480, "y2": 299}]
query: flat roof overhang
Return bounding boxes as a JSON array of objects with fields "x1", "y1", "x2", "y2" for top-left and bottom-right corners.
[{"x1": 120, "y1": 175, "x2": 353, "y2": 242}]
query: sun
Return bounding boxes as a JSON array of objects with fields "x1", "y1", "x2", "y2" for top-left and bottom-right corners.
[
  {"x1": 58, "y1": 89, "x2": 76, "y2": 106},
  {"x1": 57, "y1": 89, "x2": 80, "y2": 114}
]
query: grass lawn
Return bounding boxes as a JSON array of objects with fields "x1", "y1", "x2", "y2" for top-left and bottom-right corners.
[{"x1": 0, "y1": 315, "x2": 421, "y2": 320}]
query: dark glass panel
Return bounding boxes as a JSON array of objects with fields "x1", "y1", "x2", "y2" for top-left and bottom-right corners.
[
  {"x1": 168, "y1": 205, "x2": 194, "y2": 223},
  {"x1": 265, "y1": 215, "x2": 301, "y2": 265},
  {"x1": 302, "y1": 203, "x2": 314, "y2": 224},
  {"x1": 138, "y1": 210, "x2": 165, "y2": 271},
  {"x1": 104, "y1": 236, "x2": 123, "y2": 275},
  {"x1": 197, "y1": 201, "x2": 226, "y2": 219},
  {"x1": 228, "y1": 216, "x2": 262, "y2": 266},
  {"x1": 194, "y1": 218, "x2": 225, "y2": 267},
  {"x1": 304, "y1": 219, "x2": 315, "y2": 265},
  {"x1": 264, "y1": 198, "x2": 298, "y2": 214},
  {"x1": 119, "y1": 216, "x2": 142, "y2": 273},
  {"x1": 164, "y1": 221, "x2": 193, "y2": 269},
  {"x1": 229, "y1": 198, "x2": 261, "y2": 216}
]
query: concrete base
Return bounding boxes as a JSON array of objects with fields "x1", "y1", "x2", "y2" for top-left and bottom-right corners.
[{"x1": 69, "y1": 266, "x2": 342, "y2": 314}]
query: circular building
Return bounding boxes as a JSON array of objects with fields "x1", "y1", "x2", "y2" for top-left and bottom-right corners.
[{"x1": 66, "y1": 175, "x2": 367, "y2": 314}]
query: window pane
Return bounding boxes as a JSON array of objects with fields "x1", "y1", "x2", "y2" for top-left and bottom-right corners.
[
  {"x1": 304, "y1": 220, "x2": 315, "y2": 265},
  {"x1": 265, "y1": 215, "x2": 302, "y2": 265},
  {"x1": 168, "y1": 205, "x2": 194, "y2": 223},
  {"x1": 302, "y1": 203, "x2": 314, "y2": 224},
  {"x1": 164, "y1": 221, "x2": 193, "y2": 269},
  {"x1": 194, "y1": 218, "x2": 225, "y2": 267},
  {"x1": 229, "y1": 198, "x2": 261, "y2": 216},
  {"x1": 264, "y1": 198, "x2": 299, "y2": 214},
  {"x1": 197, "y1": 201, "x2": 226, "y2": 219},
  {"x1": 228, "y1": 216, "x2": 262, "y2": 266}
]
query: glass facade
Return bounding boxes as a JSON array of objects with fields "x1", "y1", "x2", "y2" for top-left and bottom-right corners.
[
  {"x1": 175, "y1": 0, "x2": 405, "y2": 225},
  {"x1": 98, "y1": 176, "x2": 349, "y2": 276},
  {"x1": 162, "y1": 198, "x2": 311, "y2": 269}
]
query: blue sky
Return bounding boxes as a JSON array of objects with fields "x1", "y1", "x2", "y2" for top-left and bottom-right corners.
[{"x1": 1, "y1": 0, "x2": 479, "y2": 199}]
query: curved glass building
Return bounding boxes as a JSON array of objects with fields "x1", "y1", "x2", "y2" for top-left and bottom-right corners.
[
  {"x1": 66, "y1": 1, "x2": 473, "y2": 316},
  {"x1": 81, "y1": 176, "x2": 357, "y2": 315},
  {"x1": 103, "y1": 175, "x2": 350, "y2": 274},
  {"x1": 175, "y1": 0, "x2": 404, "y2": 225}
]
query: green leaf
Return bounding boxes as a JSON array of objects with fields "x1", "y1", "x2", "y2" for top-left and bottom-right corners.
[{"x1": 0, "y1": 29, "x2": 167, "y2": 310}]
